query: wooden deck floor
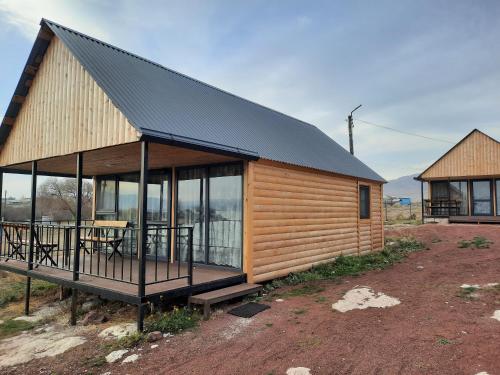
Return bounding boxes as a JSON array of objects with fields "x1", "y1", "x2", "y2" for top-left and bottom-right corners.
[
  {"x1": 449, "y1": 215, "x2": 500, "y2": 224},
  {"x1": 0, "y1": 254, "x2": 245, "y2": 303}
]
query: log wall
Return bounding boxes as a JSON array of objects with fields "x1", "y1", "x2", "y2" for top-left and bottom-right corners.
[{"x1": 246, "y1": 160, "x2": 384, "y2": 283}]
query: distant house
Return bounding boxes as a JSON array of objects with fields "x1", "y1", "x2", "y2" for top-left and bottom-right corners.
[
  {"x1": 416, "y1": 129, "x2": 500, "y2": 224},
  {"x1": 0, "y1": 19, "x2": 385, "y2": 329}
]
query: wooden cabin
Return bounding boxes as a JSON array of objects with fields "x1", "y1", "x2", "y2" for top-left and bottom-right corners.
[
  {"x1": 0, "y1": 19, "x2": 385, "y2": 329},
  {"x1": 417, "y1": 129, "x2": 500, "y2": 224}
]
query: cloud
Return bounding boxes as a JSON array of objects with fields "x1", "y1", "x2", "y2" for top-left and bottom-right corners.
[
  {"x1": 1, "y1": 0, "x2": 500, "y2": 183},
  {"x1": 0, "y1": 0, "x2": 111, "y2": 40}
]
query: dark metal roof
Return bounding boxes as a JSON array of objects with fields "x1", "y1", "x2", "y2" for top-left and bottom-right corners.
[{"x1": 2, "y1": 19, "x2": 385, "y2": 182}]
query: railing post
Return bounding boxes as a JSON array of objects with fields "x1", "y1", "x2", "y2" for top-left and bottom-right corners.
[
  {"x1": 137, "y1": 141, "x2": 148, "y2": 331},
  {"x1": 188, "y1": 227, "x2": 193, "y2": 286},
  {"x1": 73, "y1": 152, "x2": 83, "y2": 281},
  {"x1": 71, "y1": 152, "x2": 83, "y2": 326},
  {"x1": 0, "y1": 168, "x2": 3, "y2": 254},
  {"x1": 0, "y1": 168, "x2": 3, "y2": 221},
  {"x1": 25, "y1": 160, "x2": 37, "y2": 316},
  {"x1": 420, "y1": 180, "x2": 424, "y2": 224}
]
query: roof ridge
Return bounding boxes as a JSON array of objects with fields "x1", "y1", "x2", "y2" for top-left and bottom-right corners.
[{"x1": 42, "y1": 18, "x2": 319, "y2": 131}]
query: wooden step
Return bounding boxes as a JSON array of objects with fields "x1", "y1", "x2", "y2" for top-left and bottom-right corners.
[{"x1": 189, "y1": 283, "x2": 263, "y2": 319}]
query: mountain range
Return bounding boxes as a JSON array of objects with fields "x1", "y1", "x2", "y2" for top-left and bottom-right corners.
[{"x1": 383, "y1": 173, "x2": 427, "y2": 201}]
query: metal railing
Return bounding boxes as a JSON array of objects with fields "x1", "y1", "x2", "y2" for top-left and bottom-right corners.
[
  {"x1": 0, "y1": 221, "x2": 194, "y2": 291},
  {"x1": 424, "y1": 199, "x2": 462, "y2": 217}
]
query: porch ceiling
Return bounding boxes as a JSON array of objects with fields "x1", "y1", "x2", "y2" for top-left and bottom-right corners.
[{"x1": 2, "y1": 141, "x2": 239, "y2": 176}]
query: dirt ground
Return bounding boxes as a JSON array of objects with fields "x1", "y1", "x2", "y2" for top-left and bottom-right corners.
[{"x1": 3, "y1": 224, "x2": 500, "y2": 375}]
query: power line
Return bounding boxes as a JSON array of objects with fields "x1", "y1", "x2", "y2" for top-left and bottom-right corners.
[{"x1": 354, "y1": 118, "x2": 455, "y2": 144}]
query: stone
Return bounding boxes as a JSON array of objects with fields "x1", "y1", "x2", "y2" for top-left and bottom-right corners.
[
  {"x1": 286, "y1": 367, "x2": 311, "y2": 375},
  {"x1": 99, "y1": 323, "x2": 136, "y2": 340},
  {"x1": 151, "y1": 344, "x2": 159, "y2": 349},
  {"x1": 147, "y1": 331, "x2": 162, "y2": 342},
  {"x1": 492, "y1": 310, "x2": 500, "y2": 322},
  {"x1": 105, "y1": 349, "x2": 128, "y2": 363},
  {"x1": 122, "y1": 354, "x2": 140, "y2": 363},
  {"x1": 332, "y1": 287, "x2": 400, "y2": 312},
  {"x1": 82, "y1": 311, "x2": 109, "y2": 326},
  {"x1": 0, "y1": 329, "x2": 86, "y2": 368},
  {"x1": 81, "y1": 298, "x2": 102, "y2": 313},
  {"x1": 14, "y1": 304, "x2": 62, "y2": 323}
]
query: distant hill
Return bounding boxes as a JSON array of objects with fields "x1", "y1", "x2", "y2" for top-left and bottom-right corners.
[{"x1": 384, "y1": 174, "x2": 427, "y2": 201}]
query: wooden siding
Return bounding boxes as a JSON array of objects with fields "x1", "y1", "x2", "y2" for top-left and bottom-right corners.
[
  {"x1": 421, "y1": 130, "x2": 500, "y2": 179},
  {"x1": 247, "y1": 160, "x2": 384, "y2": 283},
  {"x1": 0, "y1": 36, "x2": 139, "y2": 167}
]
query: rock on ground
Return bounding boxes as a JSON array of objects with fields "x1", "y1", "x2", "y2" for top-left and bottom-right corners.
[
  {"x1": 0, "y1": 327, "x2": 86, "y2": 368},
  {"x1": 99, "y1": 323, "x2": 136, "y2": 340},
  {"x1": 286, "y1": 367, "x2": 311, "y2": 375},
  {"x1": 332, "y1": 287, "x2": 400, "y2": 312},
  {"x1": 82, "y1": 310, "x2": 109, "y2": 326},
  {"x1": 147, "y1": 331, "x2": 162, "y2": 342},
  {"x1": 122, "y1": 353, "x2": 140, "y2": 363},
  {"x1": 14, "y1": 304, "x2": 63, "y2": 323},
  {"x1": 105, "y1": 349, "x2": 129, "y2": 363},
  {"x1": 491, "y1": 310, "x2": 500, "y2": 322}
]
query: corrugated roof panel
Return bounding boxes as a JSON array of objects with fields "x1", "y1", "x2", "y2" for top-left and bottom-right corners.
[{"x1": 4, "y1": 19, "x2": 385, "y2": 182}]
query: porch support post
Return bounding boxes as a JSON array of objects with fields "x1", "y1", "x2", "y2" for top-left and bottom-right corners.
[
  {"x1": 71, "y1": 152, "x2": 83, "y2": 325},
  {"x1": 0, "y1": 168, "x2": 3, "y2": 221},
  {"x1": 137, "y1": 141, "x2": 149, "y2": 331},
  {"x1": 25, "y1": 160, "x2": 37, "y2": 316},
  {"x1": 420, "y1": 180, "x2": 424, "y2": 224}
]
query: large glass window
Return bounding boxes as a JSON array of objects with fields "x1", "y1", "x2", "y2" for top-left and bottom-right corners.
[
  {"x1": 118, "y1": 176, "x2": 139, "y2": 223},
  {"x1": 177, "y1": 168, "x2": 206, "y2": 263},
  {"x1": 430, "y1": 181, "x2": 450, "y2": 216},
  {"x1": 450, "y1": 181, "x2": 468, "y2": 216},
  {"x1": 147, "y1": 174, "x2": 169, "y2": 222},
  {"x1": 176, "y1": 163, "x2": 243, "y2": 269},
  {"x1": 96, "y1": 179, "x2": 116, "y2": 213},
  {"x1": 208, "y1": 165, "x2": 243, "y2": 268},
  {"x1": 497, "y1": 180, "x2": 500, "y2": 216},
  {"x1": 472, "y1": 180, "x2": 492, "y2": 216}
]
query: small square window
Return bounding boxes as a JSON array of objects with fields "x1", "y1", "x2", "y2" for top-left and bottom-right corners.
[{"x1": 359, "y1": 185, "x2": 370, "y2": 219}]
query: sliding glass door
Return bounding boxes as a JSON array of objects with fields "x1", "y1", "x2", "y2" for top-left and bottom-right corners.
[
  {"x1": 176, "y1": 168, "x2": 206, "y2": 263},
  {"x1": 177, "y1": 163, "x2": 243, "y2": 269},
  {"x1": 208, "y1": 165, "x2": 243, "y2": 268},
  {"x1": 449, "y1": 181, "x2": 468, "y2": 216},
  {"x1": 497, "y1": 180, "x2": 500, "y2": 216},
  {"x1": 472, "y1": 180, "x2": 493, "y2": 216}
]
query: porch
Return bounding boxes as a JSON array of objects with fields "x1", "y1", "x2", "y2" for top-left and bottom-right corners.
[
  {"x1": 0, "y1": 221, "x2": 245, "y2": 304},
  {"x1": 0, "y1": 140, "x2": 252, "y2": 330},
  {"x1": 418, "y1": 177, "x2": 500, "y2": 223}
]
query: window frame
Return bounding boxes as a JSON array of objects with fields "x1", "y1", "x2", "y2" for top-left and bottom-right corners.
[
  {"x1": 359, "y1": 185, "x2": 371, "y2": 219},
  {"x1": 471, "y1": 179, "x2": 493, "y2": 216},
  {"x1": 175, "y1": 161, "x2": 244, "y2": 270}
]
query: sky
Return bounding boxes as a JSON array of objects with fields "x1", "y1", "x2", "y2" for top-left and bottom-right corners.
[{"x1": 1, "y1": 0, "x2": 500, "y2": 197}]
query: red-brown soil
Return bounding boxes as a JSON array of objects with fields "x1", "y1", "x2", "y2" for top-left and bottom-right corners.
[{"x1": 5, "y1": 224, "x2": 500, "y2": 375}]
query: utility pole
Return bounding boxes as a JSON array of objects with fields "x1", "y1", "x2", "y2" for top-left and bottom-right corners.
[{"x1": 348, "y1": 104, "x2": 362, "y2": 155}]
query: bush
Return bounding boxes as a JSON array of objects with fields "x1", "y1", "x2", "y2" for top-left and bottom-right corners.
[{"x1": 146, "y1": 307, "x2": 200, "y2": 334}]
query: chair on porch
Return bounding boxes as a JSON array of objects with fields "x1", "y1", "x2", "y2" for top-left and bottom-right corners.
[
  {"x1": 2, "y1": 223, "x2": 27, "y2": 261},
  {"x1": 33, "y1": 228, "x2": 59, "y2": 267},
  {"x1": 80, "y1": 220, "x2": 129, "y2": 260}
]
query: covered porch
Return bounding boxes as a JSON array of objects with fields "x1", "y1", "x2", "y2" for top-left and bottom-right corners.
[
  {"x1": 0, "y1": 140, "x2": 250, "y2": 330},
  {"x1": 417, "y1": 177, "x2": 500, "y2": 223}
]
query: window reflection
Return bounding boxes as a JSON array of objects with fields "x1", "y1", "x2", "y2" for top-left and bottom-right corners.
[{"x1": 209, "y1": 165, "x2": 242, "y2": 268}]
